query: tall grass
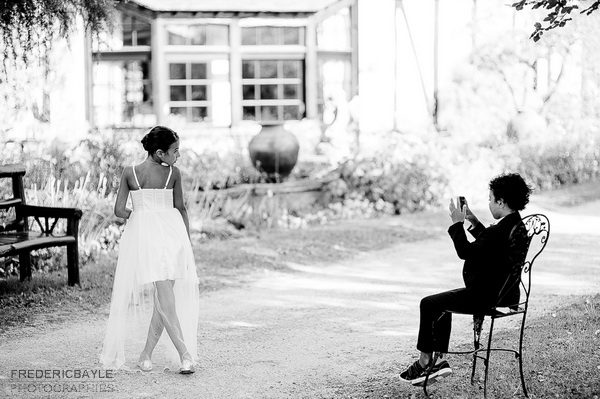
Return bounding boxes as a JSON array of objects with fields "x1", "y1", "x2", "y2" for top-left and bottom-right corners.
[{"x1": 4, "y1": 171, "x2": 121, "y2": 277}]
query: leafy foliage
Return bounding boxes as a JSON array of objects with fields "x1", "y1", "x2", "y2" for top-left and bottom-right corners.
[
  {"x1": 512, "y1": 0, "x2": 600, "y2": 41},
  {"x1": 0, "y1": 0, "x2": 115, "y2": 76},
  {"x1": 328, "y1": 133, "x2": 450, "y2": 215},
  {"x1": 512, "y1": 133, "x2": 600, "y2": 190}
]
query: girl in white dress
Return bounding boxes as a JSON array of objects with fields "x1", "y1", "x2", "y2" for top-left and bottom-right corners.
[{"x1": 100, "y1": 126, "x2": 199, "y2": 374}]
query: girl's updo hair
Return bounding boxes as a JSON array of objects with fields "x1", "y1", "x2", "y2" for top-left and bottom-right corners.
[{"x1": 141, "y1": 126, "x2": 179, "y2": 155}]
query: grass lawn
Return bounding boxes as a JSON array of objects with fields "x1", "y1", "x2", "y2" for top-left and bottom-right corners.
[{"x1": 428, "y1": 294, "x2": 600, "y2": 399}]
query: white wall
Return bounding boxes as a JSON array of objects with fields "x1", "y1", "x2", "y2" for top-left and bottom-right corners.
[{"x1": 357, "y1": 0, "x2": 494, "y2": 133}]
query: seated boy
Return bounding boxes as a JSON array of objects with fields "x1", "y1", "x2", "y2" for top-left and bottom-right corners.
[{"x1": 399, "y1": 173, "x2": 532, "y2": 386}]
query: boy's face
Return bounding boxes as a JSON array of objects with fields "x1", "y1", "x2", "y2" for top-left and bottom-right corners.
[{"x1": 488, "y1": 190, "x2": 504, "y2": 219}]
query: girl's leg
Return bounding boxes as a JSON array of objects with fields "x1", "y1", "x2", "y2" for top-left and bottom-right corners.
[
  {"x1": 139, "y1": 288, "x2": 164, "y2": 363},
  {"x1": 154, "y1": 280, "x2": 190, "y2": 361}
]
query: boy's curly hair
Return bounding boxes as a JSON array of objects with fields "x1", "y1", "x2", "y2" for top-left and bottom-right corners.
[{"x1": 489, "y1": 173, "x2": 532, "y2": 211}]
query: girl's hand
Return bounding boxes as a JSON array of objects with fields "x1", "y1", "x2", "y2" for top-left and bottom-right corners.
[{"x1": 449, "y1": 198, "x2": 466, "y2": 224}]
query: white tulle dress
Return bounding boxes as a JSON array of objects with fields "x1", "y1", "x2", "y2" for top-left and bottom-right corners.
[{"x1": 100, "y1": 165, "x2": 199, "y2": 370}]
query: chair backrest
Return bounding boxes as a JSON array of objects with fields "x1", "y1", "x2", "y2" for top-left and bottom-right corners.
[
  {"x1": 518, "y1": 214, "x2": 550, "y2": 300},
  {"x1": 0, "y1": 164, "x2": 27, "y2": 232},
  {"x1": 497, "y1": 213, "x2": 550, "y2": 308}
]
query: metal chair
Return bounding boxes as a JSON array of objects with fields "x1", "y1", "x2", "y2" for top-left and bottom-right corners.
[{"x1": 422, "y1": 214, "x2": 550, "y2": 398}]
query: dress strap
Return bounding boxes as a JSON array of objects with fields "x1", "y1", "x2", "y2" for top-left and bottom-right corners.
[
  {"x1": 132, "y1": 164, "x2": 141, "y2": 189},
  {"x1": 164, "y1": 166, "x2": 173, "y2": 189}
]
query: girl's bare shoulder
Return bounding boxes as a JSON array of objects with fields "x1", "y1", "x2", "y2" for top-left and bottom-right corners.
[{"x1": 172, "y1": 165, "x2": 183, "y2": 177}]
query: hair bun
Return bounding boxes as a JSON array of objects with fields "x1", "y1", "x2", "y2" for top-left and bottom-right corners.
[
  {"x1": 141, "y1": 135, "x2": 149, "y2": 152},
  {"x1": 141, "y1": 126, "x2": 179, "y2": 155}
]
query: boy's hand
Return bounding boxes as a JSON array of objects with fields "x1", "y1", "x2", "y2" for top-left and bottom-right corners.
[
  {"x1": 462, "y1": 198, "x2": 480, "y2": 226},
  {"x1": 449, "y1": 198, "x2": 466, "y2": 224}
]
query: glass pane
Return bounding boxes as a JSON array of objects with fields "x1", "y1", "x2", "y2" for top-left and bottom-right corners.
[
  {"x1": 135, "y1": 19, "x2": 151, "y2": 46},
  {"x1": 261, "y1": 106, "x2": 278, "y2": 121},
  {"x1": 170, "y1": 107, "x2": 187, "y2": 116},
  {"x1": 283, "y1": 84, "x2": 298, "y2": 99},
  {"x1": 191, "y1": 85, "x2": 207, "y2": 101},
  {"x1": 259, "y1": 26, "x2": 278, "y2": 45},
  {"x1": 282, "y1": 61, "x2": 300, "y2": 78},
  {"x1": 169, "y1": 63, "x2": 186, "y2": 79},
  {"x1": 317, "y1": 9, "x2": 351, "y2": 50},
  {"x1": 283, "y1": 27, "x2": 300, "y2": 45},
  {"x1": 242, "y1": 61, "x2": 255, "y2": 79},
  {"x1": 170, "y1": 86, "x2": 187, "y2": 101},
  {"x1": 243, "y1": 106, "x2": 256, "y2": 120},
  {"x1": 260, "y1": 60, "x2": 278, "y2": 79},
  {"x1": 122, "y1": 16, "x2": 133, "y2": 46},
  {"x1": 168, "y1": 32, "x2": 187, "y2": 45},
  {"x1": 284, "y1": 105, "x2": 300, "y2": 120},
  {"x1": 191, "y1": 63, "x2": 207, "y2": 79},
  {"x1": 241, "y1": 27, "x2": 256, "y2": 45},
  {"x1": 208, "y1": 25, "x2": 229, "y2": 45},
  {"x1": 260, "y1": 84, "x2": 277, "y2": 100},
  {"x1": 190, "y1": 25, "x2": 206, "y2": 45},
  {"x1": 191, "y1": 107, "x2": 208, "y2": 121},
  {"x1": 242, "y1": 85, "x2": 256, "y2": 100}
]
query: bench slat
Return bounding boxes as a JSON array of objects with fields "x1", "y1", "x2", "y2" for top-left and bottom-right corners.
[
  {"x1": 0, "y1": 233, "x2": 75, "y2": 256},
  {"x1": 0, "y1": 163, "x2": 26, "y2": 178},
  {"x1": 0, "y1": 198, "x2": 22, "y2": 209}
]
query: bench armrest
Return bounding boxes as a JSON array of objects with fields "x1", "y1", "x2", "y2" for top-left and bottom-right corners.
[{"x1": 21, "y1": 205, "x2": 83, "y2": 220}]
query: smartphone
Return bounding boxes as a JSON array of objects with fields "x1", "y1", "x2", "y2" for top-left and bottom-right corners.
[{"x1": 457, "y1": 196, "x2": 466, "y2": 209}]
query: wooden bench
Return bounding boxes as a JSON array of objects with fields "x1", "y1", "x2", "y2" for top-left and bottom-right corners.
[{"x1": 0, "y1": 164, "x2": 83, "y2": 286}]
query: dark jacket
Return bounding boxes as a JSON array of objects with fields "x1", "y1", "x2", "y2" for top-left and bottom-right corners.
[{"x1": 447, "y1": 211, "x2": 522, "y2": 305}]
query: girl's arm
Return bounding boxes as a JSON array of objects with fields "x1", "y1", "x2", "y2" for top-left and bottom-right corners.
[
  {"x1": 114, "y1": 167, "x2": 132, "y2": 219},
  {"x1": 172, "y1": 167, "x2": 191, "y2": 239}
]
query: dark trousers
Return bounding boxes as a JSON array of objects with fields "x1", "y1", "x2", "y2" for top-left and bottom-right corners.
[{"x1": 416, "y1": 288, "x2": 493, "y2": 353}]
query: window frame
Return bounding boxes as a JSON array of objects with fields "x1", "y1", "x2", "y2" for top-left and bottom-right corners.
[
  {"x1": 91, "y1": 58, "x2": 154, "y2": 128},
  {"x1": 240, "y1": 56, "x2": 305, "y2": 124},
  {"x1": 164, "y1": 54, "x2": 231, "y2": 125}
]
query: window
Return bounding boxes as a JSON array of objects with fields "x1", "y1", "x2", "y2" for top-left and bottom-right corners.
[
  {"x1": 316, "y1": 7, "x2": 354, "y2": 119},
  {"x1": 92, "y1": 13, "x2": 151, "y2": 51},
  {"x1": 241, "y1": 60, "x2": 304, "y2": 123},
  {"x1": 317, "y1": 8, "x2": 351, "y2": 51},
  {"x1": 241, "y1": 26, "x2": 304, "y2": 46},
  {"x1": 93, "y1": 60, "x2": 153, "y2": 127},
  {"x1": 166, "y1": 24, "x2": 229, "y2": 46},
  {"x1": 167, "y1": 60, "x2": 231, "y2": 124},
  {"x1": 317, "y1": 59, "x2": 352, "y2": 117},
  {"x1": 122, "y1": 14, "x2": 151, "y2": 46}
]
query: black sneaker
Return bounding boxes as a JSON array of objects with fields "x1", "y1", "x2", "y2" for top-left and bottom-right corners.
[
  {"x1": 399, "y1": 360, "x2": 426, "y2": 383},
  {"x1": 399, "y1": 360, "x2": 452, "y2": 386},
  {"x1": 412, "y1": 360, "x2": 452, "y2": 387}
]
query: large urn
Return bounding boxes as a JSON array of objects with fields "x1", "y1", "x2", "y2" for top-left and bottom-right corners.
[{"x1": 248, "y1": 124, "x2": 300, "y2": 181}]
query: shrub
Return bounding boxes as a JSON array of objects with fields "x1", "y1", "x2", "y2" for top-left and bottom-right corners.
[
  {"x1": 510, "y1": 133, "x2": 600, "y2": 190},
  {"x1": 330, "y1": 132, "x2": 450, "y2": 215}
]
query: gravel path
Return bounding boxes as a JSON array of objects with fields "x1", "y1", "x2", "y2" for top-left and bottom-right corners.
[{"x1": 1, "y1": 196, "x2": 599, "y2": 399}]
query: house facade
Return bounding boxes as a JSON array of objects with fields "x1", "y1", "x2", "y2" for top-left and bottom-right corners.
[{"x1": 88, "y1": 0, "x2": 359, "y2": 133}]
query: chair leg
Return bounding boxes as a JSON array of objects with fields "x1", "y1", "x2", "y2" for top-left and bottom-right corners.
[
  {"x1": 422, "y1": 352, "x2": 439, "y2": 398},
  {"x1": 471, "y1": 316, "x2": 483, "y2": 385},
  {"x1": 483, "y1": 318, "x2": 495, "y2": 399},
  {"x1": 518, "y1": 312, "x2": 529, "y2": 398}
]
